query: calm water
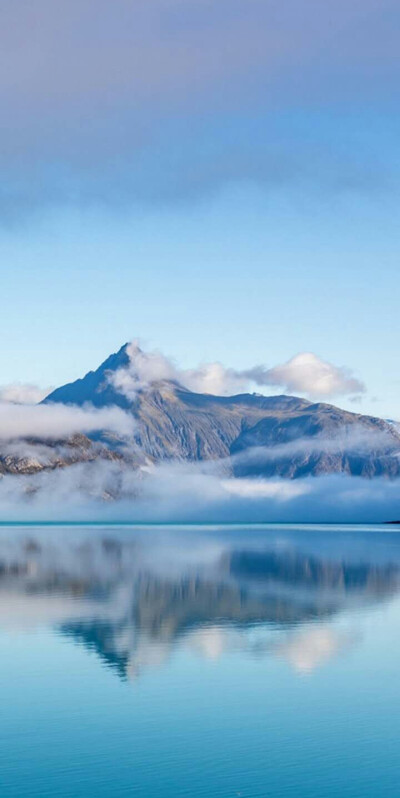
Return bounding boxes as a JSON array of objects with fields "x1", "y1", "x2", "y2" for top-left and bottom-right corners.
[{"x1": 0, "y1": 523, "x2": 400, "y2": 797}]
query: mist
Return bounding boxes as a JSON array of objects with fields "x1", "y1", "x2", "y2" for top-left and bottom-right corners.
[
  {"x1": 0, "y1": 455, "x2": 398, "y2": 524},
  {"x1": 0, "y1": 401, "x2": 134, "y2": 440}
]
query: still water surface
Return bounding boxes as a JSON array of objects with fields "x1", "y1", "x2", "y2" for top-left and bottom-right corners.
[{"x1": 0, "y1": 523, "x2": 399, "y2": 797}]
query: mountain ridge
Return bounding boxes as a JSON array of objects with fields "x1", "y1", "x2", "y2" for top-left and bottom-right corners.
[{"x1": 40, "y1": 343, "x2": 400, "y2": 479}]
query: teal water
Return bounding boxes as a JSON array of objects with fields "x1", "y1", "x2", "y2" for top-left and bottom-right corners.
[{"x1": 0, "y1": 524, "x2": 399, "y2": 797}]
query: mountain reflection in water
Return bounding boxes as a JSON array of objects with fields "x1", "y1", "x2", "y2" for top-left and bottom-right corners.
[{"x1": 0, "y1": 525, "x2": 400, "y2": 679}]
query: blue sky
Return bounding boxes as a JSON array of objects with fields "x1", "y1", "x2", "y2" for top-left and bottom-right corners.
[{"x1": 0, "y1": 0, "x2": 399, "y2": 418}]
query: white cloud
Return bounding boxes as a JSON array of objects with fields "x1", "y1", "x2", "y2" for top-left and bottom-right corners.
[
  {"x1": 0, "y1": 383, "x2": 54, "y2": 404},
  {"x1": 0, "y1": 402, "x2": 134, "y2": 441},
  {"x1": 111, "y1": 342, "x2": 365, "y2": 400},
  {"x1": 258, "y1": 352, "x2": 365, "y2": 399},
  {"x1": 221, "y1": 477, "x2": 309, "y2": 500},
  {"x1": 110, "y1": 341, "x2": 177, "y2": 399},
  {"x1": 112, "y1": 341, "x2": 247, "y2": 399},
  {"x1": 110, "y1": 341, "x2": 245, "y2": 398},
  {"x1": 0, "y1": 455, "x2": 398, "y2": 524},
  {"x1": 182, "y1": 363, "x2": 248, "y2": 396},
  {"x1": 230, "y1": 427, "x2": 399, "y2": 470}
]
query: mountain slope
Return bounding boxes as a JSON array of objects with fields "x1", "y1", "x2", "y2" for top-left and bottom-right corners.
[
  {"x1": 42, "y1": 343, "x2": 400, "y2": 478},
  {"x1": 44, "y1": 344, "x2": 132, "y2": 409}
]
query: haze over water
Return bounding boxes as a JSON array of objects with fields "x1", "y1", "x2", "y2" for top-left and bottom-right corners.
[{"x1": 0, "y1": 523, "x2": 399, "y2": 797}]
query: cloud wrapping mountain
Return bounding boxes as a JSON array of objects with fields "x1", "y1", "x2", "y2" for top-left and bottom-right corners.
[
  {"x1": 41, "y1": 342, "x2": 400, "y2": 482},
  {"x1": 0, "y1": 341, "x2": 397, "y2": 521},
  {"x1": 0, "y1": 402, "x2": 134, "y2": 441},
  {"x1": 110, "y1": 341, "x2": 365, "y2": 399}
]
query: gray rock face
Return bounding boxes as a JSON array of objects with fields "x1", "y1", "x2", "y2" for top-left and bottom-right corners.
[
  {"x1": 0, "y1": 434, "x2": 122, "y2": 477},
  {"x1": 38, "y1": 343, "x2": 400, "y2": 479}
]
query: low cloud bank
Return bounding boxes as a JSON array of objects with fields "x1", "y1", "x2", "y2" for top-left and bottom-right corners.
[
  {"x1": 0, "y1": 402, "x2": 134, "y2": 441},
  {"x1": 231, "y1": 427, "x2": 400, "y2": 467},
  {"x1": 111, "y1": 341, "x2": 365, "y2": 400},
  {"x1": 0, "y1": 383, "x2": 54, "y2": 404},
  {"x1": 0, "y1": 457, "x2": 399, "y2": 523}
]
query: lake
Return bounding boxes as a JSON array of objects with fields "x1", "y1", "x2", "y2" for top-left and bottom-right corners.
[{"x1": 0, "y1": 523, "x2": 399, "y2": 797}]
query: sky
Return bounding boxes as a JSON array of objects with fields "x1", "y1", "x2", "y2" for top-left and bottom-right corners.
[{"x1": 1, "y1": 0, "x2": 399, "y2": 419}]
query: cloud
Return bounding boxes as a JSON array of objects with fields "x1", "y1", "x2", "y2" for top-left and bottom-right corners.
[
  {"x1": 0, "y1": 402, "x2": 134, "y2": 441},
  {"x1": 111, "y1": 341, "x2": 177, "y2": 399},
  {"x1": 252, "y1": 353, "x2": 365, "y2": 398},
  {"x1": 3, "y1": 0, "x2": 396, "y2": 123},
  {"x1": 221, "y1": 476, "x2": 309, "y2": 501},
  {"x1": 0, "y1": 383, "x2": 54, "y2": 404},
  {"x1": 182, "y1": 363, "x2": 249, "y2": 396},
  {"x1": 0, "y1": 456, "x2": 399, "y2": 524},
  {"x1": 184, "y1": 354, "x2": 365, "y2": 398},
  {"x1": 111, "y1": 341, "x2": 365, "y2": 400},
  {"x1": 110, "y1": 343, "x2": 249, "y2": 397},
  {"x1": 0, "y1": 0, "x2": 399, "y2": 217},
  {"x1": 230, "y1": 426, "x2": 400, "y2": 473}
]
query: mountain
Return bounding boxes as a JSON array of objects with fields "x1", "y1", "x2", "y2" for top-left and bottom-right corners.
[{"x1": 41, "y1": 343, "x2": 400, "y2": 479}]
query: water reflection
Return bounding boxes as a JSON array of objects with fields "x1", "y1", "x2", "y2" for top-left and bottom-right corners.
[{"x1": 1, "y1": 525, "x2": 400, "y2": 678}]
